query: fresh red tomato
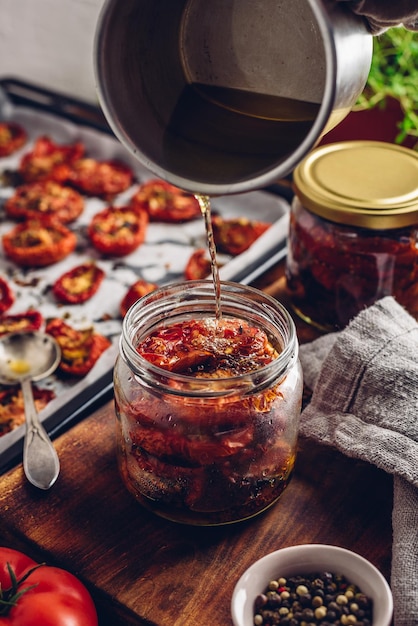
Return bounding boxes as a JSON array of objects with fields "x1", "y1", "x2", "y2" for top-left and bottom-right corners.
[
  {"x1": 120, "y1": 279, "x2": 158, "y2": 317},
  {"x1": 53, "y1": 263, "x2": 105, "y2": 304},
  {"x1": 0, "y1": 278, "x2": 15, "y2": 315},
  {"x1": 130, "y1": 179, "x2": 201, "y2": 222},
  {"x1": 88, "y1": 206, "x2": 148, "y2": 257},
  {"x1": 211, "y1": 215, "x2": 270, "y2": 256},
  {"x1": 0, "y1": 122, "x2": 27, "y2": 157},
  {"x1": 2, "y1": 218, "x2": 77, "y2": 267},
  {"x1": 0, "y1": 546, "x2": 98, "y2": 625}
]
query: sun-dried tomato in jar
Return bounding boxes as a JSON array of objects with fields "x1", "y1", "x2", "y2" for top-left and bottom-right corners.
[
  {"x1": 286, "y1": 141, "x2": 418, "y2": 331},
  {"x1": 114, "y1": 281, "x2": 302, "y2": 526}
]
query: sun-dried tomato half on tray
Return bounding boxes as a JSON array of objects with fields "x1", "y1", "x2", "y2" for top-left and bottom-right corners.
[
  {"x1": 4, "y1": 180, "x2": 84, "y2": 224},
  {"x1": 0, "y1": 276, "x2": 15, "y2": 315},
  {"x1": 65, "y1": 158, "x2": 134, "y2": 198},
  {"x1": 53, "y1": 263, "x2": 105, "y2": 304},
  {"x1": 0, "y1": 310, "x2": 43, "y2": 336},
  {"x1": 45, "y1": 318, "x2": 111, "y2": 377},
  {"x1": 120, "y1": 279, "x2": 158, "y2": 317},
  {"x1": 0, "y1": 386, "x2": 55, "y2": 436},
  {"x1": 88, "y1": 206, "x2": 148, "y2": 257},
  {"x1": 130, "y1": 179, "x2": 201, "y2": 223},
  {"x1": 0, "y1": 121, "x2": 27, "y2": 157},
  {"x1": 184, "y1": 248, "x2": 213, "y2": 280},
  {"x1": 211, "y1": 215, "x2": 270, "y2": 256},
  {"x1": 2, "y1": 218, "x2": 77, "y2": 267},
  {"x1": 19, "y1": 135, "x2": 84, "y2": 183}
]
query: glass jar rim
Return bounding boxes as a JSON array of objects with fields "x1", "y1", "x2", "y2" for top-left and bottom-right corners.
[{"x1": 120, "y1": 280, "x2": 299, "y2": 397}]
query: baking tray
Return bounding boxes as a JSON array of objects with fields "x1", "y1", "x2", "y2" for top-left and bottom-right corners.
[{"x1": 0, "y1": 78, "x2": 291, "y2": 473}]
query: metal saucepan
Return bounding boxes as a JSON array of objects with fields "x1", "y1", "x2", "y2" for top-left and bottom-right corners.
[{"x1": 94, "y1": 0, "x2": 372, "y2": 195}]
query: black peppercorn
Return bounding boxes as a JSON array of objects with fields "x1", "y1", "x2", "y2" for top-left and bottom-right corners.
[{"x1": 253, "y1": 572, "x2": 373, "y2": 625}]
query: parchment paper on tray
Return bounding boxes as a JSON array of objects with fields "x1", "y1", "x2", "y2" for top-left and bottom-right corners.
[{"x1": 0, "y1": 105, "x2": 290, "y2": 470}]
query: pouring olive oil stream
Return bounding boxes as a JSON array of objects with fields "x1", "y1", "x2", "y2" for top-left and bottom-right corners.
[{"x1": 195, "y1": 194, "x2": 223, "y2": 322}]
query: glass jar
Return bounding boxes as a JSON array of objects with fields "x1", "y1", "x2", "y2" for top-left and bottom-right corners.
[
  {"x1": 114, "y1": 280, "x2": 302, "y2": 526},
  {"x1": 286, "y1": 141, "x2": 418, "y2": 330}
]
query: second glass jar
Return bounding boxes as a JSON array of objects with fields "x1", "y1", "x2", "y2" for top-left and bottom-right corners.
[{"x1": 286, "y1": 141, "x2": 418, "y2": 330}]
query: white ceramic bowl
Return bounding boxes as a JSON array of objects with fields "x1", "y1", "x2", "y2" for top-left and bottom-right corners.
[{"x1": 231, "y1": 544, "x2": 393, "y2": 626}]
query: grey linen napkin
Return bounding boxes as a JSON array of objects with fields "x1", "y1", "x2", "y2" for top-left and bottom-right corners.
[{"x1": 298, "y1": 296, "x2": 418, "y2": 626}]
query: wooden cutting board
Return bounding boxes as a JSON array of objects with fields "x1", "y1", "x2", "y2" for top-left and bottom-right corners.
[
  {"x1": 0, "y1": 396, "x2": 393, "y2": 626},
  {"x1": 0, "y1": 268, "x2": 393, "y2": 625}
]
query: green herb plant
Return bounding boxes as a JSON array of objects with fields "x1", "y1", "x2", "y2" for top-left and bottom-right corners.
[{"x1": 354, "y1": 27, "x2": 418, "y2": 148}]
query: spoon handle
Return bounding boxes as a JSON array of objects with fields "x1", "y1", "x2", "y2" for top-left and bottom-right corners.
[{"x1": 21, "y1": 378, "x2": 60, "y2": 490}]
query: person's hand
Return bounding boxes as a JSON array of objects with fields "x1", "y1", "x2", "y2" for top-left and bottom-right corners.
[{"x1": 338, "y1": 0, "x2": 418, "y2": 34}]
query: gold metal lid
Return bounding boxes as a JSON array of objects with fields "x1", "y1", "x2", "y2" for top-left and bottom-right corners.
[{"x1": 293, "y1": 141, "x2": 418, "y2": 229}]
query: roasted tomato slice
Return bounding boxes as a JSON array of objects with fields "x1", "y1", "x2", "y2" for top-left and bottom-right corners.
[
  {"x1": 184, "y1": 249, "x2": 212, "y2": 280},
  {"x1": 120, "y1": 279, "x2": 158, "y2": 317},
  {"x1": 4, "y1": 180, "x2": 84, "y2": 224},
  {"x1": 2, "y1": 218, "x2": 77, "y2": 267},
  {"x1": 0, "y1": 121, "x2": 27, "y2": 157},
  {"x1": 88, "y1": 206, "x2": 148, "y2": 257},
  {"x1": 53, "y1": 263, "x2": 105, "y2": 304},
  {"x1": 0, "y1": 310, "x2": 43, "y2": 336},
  {"x1": 65, "y1": 158, "x2": 134, "y2": 198},
  {"x1": 137, "y1": 318, "x2": 278, "y2": 376},
  {"x1": 130, "y1": 179, "x2": 201, "y2": 222},
  {"x1": 0, "y1": 277, "x2": 15, "y2": 315},
  {"x1": 19, "y1": 135, "x2": 84, "y2": 183},
  {"x1": 46, "y1": 318, "x2": 111, "y2": 377},
  {"x1": 0, "y1": 386, "x2": 55, "y2": 436},
  {"x1": 211, "y1": 215, "x2": 270, "y2": 256}
]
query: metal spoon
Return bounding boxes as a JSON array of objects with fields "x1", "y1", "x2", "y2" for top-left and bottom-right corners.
[{"x1": 0, "y1": 331, "x2": 61, "y2": 490}]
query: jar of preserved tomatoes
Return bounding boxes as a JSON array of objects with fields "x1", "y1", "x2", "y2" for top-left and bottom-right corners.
[
  {"x1": 286, "y1": 141, "x2": 418, "y2": 331},
  {"x1": 114, "y1": 281, "x2": 302, "y2": 526}
]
